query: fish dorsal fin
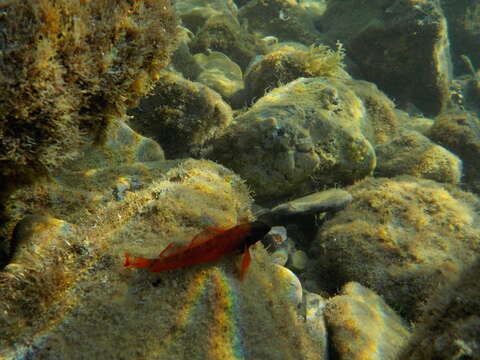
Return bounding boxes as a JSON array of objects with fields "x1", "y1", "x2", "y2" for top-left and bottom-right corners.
[
  {"x1": 157, "y1": 226, "x2": 226, "y2": 258},
  {"x1": 158, "y1": 242, "x2": 177, "y2": 258},
  {"x1": 188, "y1": 226, "x2": 226, "y2": 248}
]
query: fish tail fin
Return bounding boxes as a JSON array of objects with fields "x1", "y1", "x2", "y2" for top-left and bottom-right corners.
[
  {"x1": 240, "y1": 247, "x2": 251, "y2": 281},
  {"x1": 124, "y1": 252, "x2": 153, "y2": 269}
]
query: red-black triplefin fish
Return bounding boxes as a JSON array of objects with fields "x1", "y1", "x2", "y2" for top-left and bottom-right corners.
[{"x1": 124, "y1": 221, "x2": 271, "y2": 280}]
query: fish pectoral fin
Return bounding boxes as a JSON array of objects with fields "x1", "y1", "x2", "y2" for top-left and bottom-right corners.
[
  {"x1": 124, "y1": 252, "x2": 132, "y2": 267},
  {"x1": 240, "y1": 247, "x2": 251, "y2": 281},
  {"x1": 158, "y1": 242, "x2": 176, "y2": 258}
]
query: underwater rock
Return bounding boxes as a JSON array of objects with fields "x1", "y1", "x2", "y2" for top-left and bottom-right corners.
[
  {"x1": 451, "y1": 74, "x2": 480, "y2": 118},
  {"x1": 175, "y1": 0, "x2": 239, "y2": 33},
  {"x1": 302, "y1": 291, "x2": 328, "y2": 360},
  {"x1": 346, "y1": 80, "x2": 400, "y2": 146},
  {"x1": 402, "y1": 257, "x2": 480, "y2": 360},
  {"x1": 0, "y1": 158, "x2": 323, "y2": 359},
  {"x1": 272, "y1": 264, "x2": 303, "y2": 308},
  {"x1": 239, "y1": 0, "x2": 324, "y2": 46},
  {"x1": 68, "y1": 120, "x2": 164, "y2": 171},
  {"x1": 298, "y1": 0, "x2": 327, "y2": 18},
  {"x1": 395, "y1": 111, "x2": 435, "y2": 136},
  {"x1": 324, "y1": 282, "x2": 411, "y2": 360},
  {"x1": 243, "y1": 42, "x2": 349, "y2": 105},
  {"x1": 313, "y1": 176, "x2": 480, "y2": 321},
  {"x1": 171, "y1": 41, "x2": 204, "y2": 81},
  {"x1": 0, "y1": 120, "x2": 164, "y2": 262},
  {"x1": 0, "y1": 213, "x2": 82, "y2": 341},
  {"x1": 207, "y1": 77, "x2": 386, "y2": 200},
  {"x1": 290, "y1": 250, "x2": 308, "y2": 272},
  {"x1": 375, "y1": 129, "x2": 462, "y2": 184},
  {"x1": 270, "y1": 249, "x2": 289, "y2": 267},
  {"x1": 428, "y1": 110, "x2": 480, "y2": 193},
  {"x1": 442, "y1": 1, "x2": 480, "y2": 76},
  {"x1": 128, "y1": 71, "x2": 233, "y2": 158},
  {"x1": 194, "y1": 51, "x2": 244, "y2": 102},
  {"x1": 7, "y1": 214, "x2": 76, "y2": 268},
  {"x1": 320, "y1": 0, "x2": 451, "y2": 116},
  {"x1": 258, "y1": 188, "x2": 353, "y2": 226},
  {"x1": 190, "y1": 14, "x2": 267, "y2": 71}
]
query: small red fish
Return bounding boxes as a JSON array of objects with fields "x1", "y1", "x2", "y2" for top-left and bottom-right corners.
[{"x1": 124, "y1": 221, "x2": 271, "y2": 280}]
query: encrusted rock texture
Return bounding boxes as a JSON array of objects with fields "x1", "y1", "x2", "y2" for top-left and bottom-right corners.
[
  {"x1": 0, "y1": 0, "x2": 177, "y2": 183},
  {"x1": 312, "y1": 176, "x2": 480, "y2": 321},
  {"x1": 206, "y1": 77, "x2": 397, "y2": 200}
]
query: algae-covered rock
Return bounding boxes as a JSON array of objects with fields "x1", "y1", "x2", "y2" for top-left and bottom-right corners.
[
  {"x1": 320, "y1": 0, "x2": 451, "y2": 116},
  {"x1": 395, "y1": 111, "x2": 435, "y2": 136},
  {"x1": 0, "y1": 0, "x2": 177, "y2": 185},
  {"x1": 301, "y1": 291, "x2": 328, "y2": 360},
  {"x1": 325, "y1": 282, "x2": 411, "y2": 360},
  {"x1": 68, "y1": 120, "x2": 165, "y2": 171},
  {"x1": 0, "y1": 121, "x2": 164, "y2": 261},
  {"x1": 175, "y1": 0, "x2": 239, "y2": 33},
  {"x1": 346, "y1": 80, "x2": 400, "y2": 146},
  {"x1": 244, "y1": 43, "x2": 348, "y2": 104},
  {"x1": 194, "y1": 51, "x2": 244, "y2": 102},
  {"x1": 442, "y1": 0, "x2": 480, "y2": 76},
  {"x1": 170, "y1": 41, "x2": 204, "y2": 81},
  {"x1": 239, "y1": 0, "x2": 323, "y2": 46},
  {"x1": 0, "y1": 158, "x2": 323, "y2": 359},
  {"x1": 403, "y1": 257, "x2": 480, "y2": 360},
  {"x1": 128, "y1": 71, "x2": 233, "y2": 158},
  {"x1": 428, "y1": 110, "x2": 480, "y2": 193},
  {"x1": 207, "y1": 77, "x2": 399, "y2": 200},
  {"x1": 313, "y1": 176, "x2": 480, "y2": 320},
  {"x1": 190, "y1": 14, "x2": 266, "y2": 70},
  {"x1": 375, "y1": 129, "x2": 462, "y2": 184}
]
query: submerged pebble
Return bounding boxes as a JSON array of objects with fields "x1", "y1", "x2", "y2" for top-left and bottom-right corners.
[
  {"x1": 258, "y1": 188, "x2": 353, "y2": 225},
  {"x1": 263, "y1": 226, "x2": 290, "y2": 266},
  {"x1": 302, "y1": 291, "x2": 328, "y2": 359},
  {"x1": 272, "y1": 264, "x2": 303, "y2": 307},
  {"x1": 270, "y1": 248, "x2": 289, "y2": 266},
  {"x1": 270, "y1": 188, "x2": 353, "y2": 217},
  {"x1": 290, "y1": 250, "x2": 308, "y2": 272}
]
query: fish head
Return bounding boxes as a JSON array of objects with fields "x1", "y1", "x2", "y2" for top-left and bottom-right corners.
[{"x1": 244, "y1": 221, "x2": 272, "y2": 248}]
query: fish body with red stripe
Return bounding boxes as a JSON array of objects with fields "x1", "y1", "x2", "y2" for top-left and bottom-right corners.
[{"x1": 124, "y1": 221, "x2": 271, "y2": 280}]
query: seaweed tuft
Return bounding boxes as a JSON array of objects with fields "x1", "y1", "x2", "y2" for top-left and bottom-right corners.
[{"x1": 0, "y1": 0, "x2": 177, "y2": 184}]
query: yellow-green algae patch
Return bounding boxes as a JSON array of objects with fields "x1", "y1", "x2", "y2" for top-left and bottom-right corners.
[
  {"x1": 314, "y1": 176, "x2": 480, "y2": 321},
  {"x1": 325, "y1": 282, "x2": 411, "y2": 360}
]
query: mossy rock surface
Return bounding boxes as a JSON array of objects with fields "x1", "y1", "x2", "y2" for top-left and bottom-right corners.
[
  {"x1": 313, "y1": 176, "x2": 480, "y2": 320},
  {"x1": 0, "y1": 0, "x2": 177, "y2": 183},
  {"x1": 207, "y1": 77, "x2": 398, "y2": 200},
  {"x1": 129, "y1": 72, "x2": 233, "y2": 158},
  {"x1": 0, "y1": 158, "x2": 322, "y2": 359}
]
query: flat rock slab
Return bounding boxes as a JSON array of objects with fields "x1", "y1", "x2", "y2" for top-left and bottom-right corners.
[{"x1": 257, "y1": 188, "x2": 353, "y2": 225}]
